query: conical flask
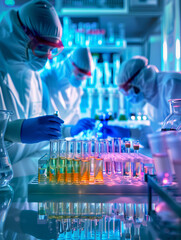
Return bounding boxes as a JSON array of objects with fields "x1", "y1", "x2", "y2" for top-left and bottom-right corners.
[
  {"x1": 0, "y1": 110, "x2": 13, "y2": 188},
  {"x1": 161, "y1": 99, "x2": 181, "y2": 131}
]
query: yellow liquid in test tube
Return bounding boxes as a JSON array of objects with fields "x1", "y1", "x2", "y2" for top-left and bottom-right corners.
[
  {"x1": 57, "y1": 157, "x2": 65, "y2": 184},
  {"x1": 65, "y1": 158, "x2": 73, "y2": 184},
  {"x1": 73, "y1": 159, "x2": 81, "y2": 184},
  {"x1": 49, "y1": 158, "x2": 57, "y2": 183},
  {"x1": 80, "y1": 159, "x2": 90, "y2": 184},
  {"x1": 94, "y1": 158, "x2": 104, "y2": 184},
  {"x1": 89, "y1": 156, "x2": 95, "y2": 183}
]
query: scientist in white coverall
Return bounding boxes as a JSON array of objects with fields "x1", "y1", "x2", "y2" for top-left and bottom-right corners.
[
  {"x1": 40, "y1": 47, "x2": 95, "y2": 137},
  {"x1": 103, "y1": 56, "x2": 181, "y2": 145},
  {"x1": 0, "y1": 0, "x2": 65, "y2": 163}
]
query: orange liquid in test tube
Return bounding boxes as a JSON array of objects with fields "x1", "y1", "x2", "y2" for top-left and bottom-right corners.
[
  {"x1": 73, "y1": 159, "x2": 81, "y2": 184},
  {"x1": 94, "y1": 158, "x2": 104, "y2": 184},
  {"x1": 80, "y1": 159, "x2": 90, "y2": 184}
]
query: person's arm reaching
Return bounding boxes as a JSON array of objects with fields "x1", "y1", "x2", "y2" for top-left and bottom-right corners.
[{"x1": 5, "y1": 115, "x2": 64, "y2": 143}]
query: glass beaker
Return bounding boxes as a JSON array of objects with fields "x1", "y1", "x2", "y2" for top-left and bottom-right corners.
[
  {"x1": 161, "y1": 99, "x2": 181, "y2": 131},
  {"x1": 0, "y1": 110, "x2": 13, "y2": 188}
]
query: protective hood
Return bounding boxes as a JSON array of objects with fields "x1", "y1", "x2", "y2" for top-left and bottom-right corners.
[
  {"x1": 0, "y1": 10, "x2": 29, "y2": 74},
  {"x1": 69, "y1": 47, "x2": 92, "y2": 76},
  {"x1": 118, "y1": 56, "x2": 159, "y2": 101},
  {"x1": 0, "y1": 0, "x2": 62, "y2": 74},
  {"x1": 19, "y1": 0, "x2": 62, "y2": 41}
]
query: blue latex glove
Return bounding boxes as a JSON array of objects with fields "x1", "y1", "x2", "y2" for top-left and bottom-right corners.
[
  {"x1": 21, "y1": 115, "x2": 64, "y2": 143},
  {"x1": 70, "y1": 118, "x2": 95, "y2": 136},
  {"x1": 101, "y1": 125, "x2": 131, "y2": 139}
]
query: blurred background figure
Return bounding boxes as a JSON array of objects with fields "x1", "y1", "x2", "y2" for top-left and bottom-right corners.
[
  {"x1": 40, "y1": 47, "x2": 95, "y2": 137},
  {"x1": 0, "y1": 0, "x2": 64, "y2": 163},
  {"x1": 102, "y1": 56, "x2": 181, "y2": 145}
]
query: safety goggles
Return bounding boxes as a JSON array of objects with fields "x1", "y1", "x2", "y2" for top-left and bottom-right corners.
[
  {"x1": 72, "y1": 62, "x2": 91, "y2": 78},
  {"x1": 119, "y1": 68, "x2": 142, "y2": 95},
  {"x1": 17, "y1": 12, "x2": 64, "y2": 59}
]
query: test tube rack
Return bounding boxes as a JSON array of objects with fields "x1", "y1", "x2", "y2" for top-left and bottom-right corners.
[{"x1": 28, "y1": 153, "x2": 154, "y2": 197}]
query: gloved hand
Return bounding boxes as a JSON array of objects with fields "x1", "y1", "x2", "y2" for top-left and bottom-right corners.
[
  {"x1": 70, "y1": 118, "x2": 95, "y2": 136},
  {"x1": 21, "y1": 115, "x2": 64, "y2": 143},
  {"x1": 101, "y1": 125, "x2": 131, "y2": 139}
]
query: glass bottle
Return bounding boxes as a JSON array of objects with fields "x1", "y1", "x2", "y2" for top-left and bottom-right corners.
[
  {"x1": 161, "y1": 99, "x2": 181, "y2": 131},
  {"x1": 0, "y1": 110, "x2": 13, "y2": 188}
]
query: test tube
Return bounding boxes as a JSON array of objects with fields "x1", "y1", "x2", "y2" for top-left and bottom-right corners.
[
  {"x1": 57, "y1": 140, "x2": 66, "y2": 184},
  {"x1": 38, "y1": 202, "x2": 46, "y2": 220},
  {"x1": 124, "y1": 203, "x2": 133, "y2": 223},
  {"x1": 94, "y1": 140, "x2": 104, "y2": 184},
  {"x1": 49, "y1": 139, "x2": 59, "y2": 183},
  {"x1": 104, "y1": 139, "x2": 113, "y2": 176},
  {"x1": 81, "y1": 141, "x2": 91, "y2": 184},
  {"x1": 65, "y1": 140, "x2": 74, "y2": 184},
  {"x1": 132, "y1": 140, "x2": 142, "y2": 180},
  {"x1": 133, "y1": 203, "x2": 145, "y2": 224},
  {"x1": 125, "y1": 141, "x2": 131, "y2": 153},
  {"x1": 123, "y1": 141, "x2": 132, "y2": 181},
  {"x1": 38, "y1": 157, "x2": 48, "y2": 184},
  {"x1": 73, "y1": 140, "x2": 81, "y2": 184},
  {"x1": 113, "y1": 138, "x2": 123, "y2": 177},
  {"x1": 89, "y1": 140, "x2": 96, "y2": 184}
]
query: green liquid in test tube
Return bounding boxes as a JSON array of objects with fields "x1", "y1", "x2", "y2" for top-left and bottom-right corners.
[
  {"x1": 73, "y1": 141, "x2": 81, "y2": 184},
  {"x1": 38, "y1": 158, "x2": 47, "y2": 184},
  {"x1": 57, "y1": 140, "x2": 66, "y2": 184},
  {"x1": 65, "y1": 140, "x2": 74, "y2": 184},
  {"x1": 49, "y1": 139, "x2": 59, "y2": 183}
]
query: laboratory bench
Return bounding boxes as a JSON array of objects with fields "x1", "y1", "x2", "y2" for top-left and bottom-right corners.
[{"x1": 0, "y1": 146, "x2": 180, "y2": 240}]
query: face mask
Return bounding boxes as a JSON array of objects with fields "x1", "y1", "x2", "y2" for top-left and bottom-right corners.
[
  {"x1": 126, "y1": 87, "x2": 144, "y2": 104},
  {"x1": 26, "y1": 49, "x2": 48, "y2": 71},
  {"x1": 69, "y1": 74, "x2": 82, "y2": 88}
]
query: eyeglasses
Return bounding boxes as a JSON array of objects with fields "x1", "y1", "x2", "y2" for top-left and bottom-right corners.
[
  {"x1": 17, "y1": 11, "x2": 64, "y2": 59},
  {"x1": 119, "y1": 68, "x2": 142, "y2": 95}
]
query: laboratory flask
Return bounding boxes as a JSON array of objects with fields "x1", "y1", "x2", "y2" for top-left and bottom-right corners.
[
  {"x1": 161, "y1": 99, "x2": 181, "y2": 131},
  {"x1": 0, "y1": 110, "x2": 13, "y2": 188}
]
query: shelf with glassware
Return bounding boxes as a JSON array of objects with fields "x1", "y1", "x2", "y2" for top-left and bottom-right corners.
[{"x1": 61, "y1": 16, "x2": 127, "y2": 52}]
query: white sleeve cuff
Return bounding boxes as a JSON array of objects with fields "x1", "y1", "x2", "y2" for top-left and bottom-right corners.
[{"x1": 5, "y1": 119, "x2": 24, "y2": 142}]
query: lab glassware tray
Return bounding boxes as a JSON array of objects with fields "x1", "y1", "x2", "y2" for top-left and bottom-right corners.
[{"x1": 28, "y1": 175, "x2": 149, "y2": 196}]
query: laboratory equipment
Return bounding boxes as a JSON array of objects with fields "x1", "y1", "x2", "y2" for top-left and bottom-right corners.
[
  {"x1": 73, "y1": 140, "x2": 81, "y2": 184},
  {"x1": 81, "y1": 141, "x2": 90, "y2": 184},
  {"x1": 123, "y1": 141, "x2": 132, "y2": 183},
  {"x1": 49, "y1": 139, "x2": 59, "y2": 183},
  {"x1": 165, "y1": 131, "x2": 181, "y2": 188},
  {"x1": 94, "y1": 140, "x2": 104, "y2": 184},
  {"x1": 0, "y1": 110, "x2": 13, "y2": 188},
  {"x1": 38, "y1": 157, "x2": 47, "y2": 184},
  {"x1": 65, "y1": 140, "x2": 74, "y2": 184},
  {"x1": 148, "y1": 132, "x2": 174, "y2": 185},
  {"x1": 161, "y1": 99, "x2": 181, "y2": 131},
  {"x1": 57, "y1": 140, "x2": 66, "y2": 184},
  {"x1": 132, "y1": 140, "x2": 142, "y2": 181},
  {"x1": 112, "y1": 138, "x2": 122, "y2": 177}
]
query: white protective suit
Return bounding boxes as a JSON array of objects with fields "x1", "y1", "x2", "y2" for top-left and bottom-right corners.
[
  {"x1": 0, "y1": 2, "x2": 64, "y2": 164},
  {"x1": 40, "y1": 53, "x2": 83, "y2": 125},
  {"x1": 118, "y1": 56, "x2": 181, "y2": 145}
]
